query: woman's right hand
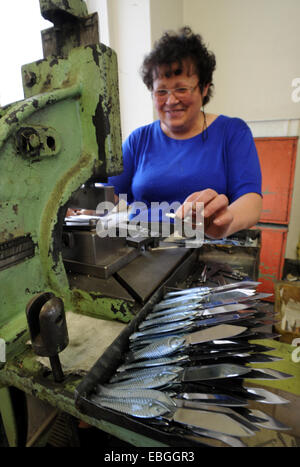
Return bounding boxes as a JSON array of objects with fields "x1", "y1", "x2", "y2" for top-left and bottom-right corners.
[{"x1": 175, "y1": 189, "x2": 233, "y2": 239}]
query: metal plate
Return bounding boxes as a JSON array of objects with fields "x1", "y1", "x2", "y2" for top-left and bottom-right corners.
[{"x1": 115, "y1": 248, "x2": 191, "y2": 303}]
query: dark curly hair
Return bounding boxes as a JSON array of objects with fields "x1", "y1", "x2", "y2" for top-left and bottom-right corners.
[{"x1": 140, "y1": 27, "x2": 216, "y2": 106}]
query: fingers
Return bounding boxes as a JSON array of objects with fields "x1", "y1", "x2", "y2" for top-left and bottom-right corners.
[
  {"x1": 66, "y1": 208, "x2": 78, "y2": 217},
  {"x1": 202, "y1": 194, "x2": 228, "y2": 221},
  {"x1": 210, "y1": 206, "x2": 233, "y2": 227},
  {"x1": 176, "y1": 189, "x2": 229, "y2": 222},
  {"x1": 66, "y1": 208, "x2": 96, "y2": 217}
]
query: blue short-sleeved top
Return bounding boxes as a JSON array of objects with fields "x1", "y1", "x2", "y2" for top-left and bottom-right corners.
[{"x1": 108, "y1": 115, "x2": 262, "y2": 217}]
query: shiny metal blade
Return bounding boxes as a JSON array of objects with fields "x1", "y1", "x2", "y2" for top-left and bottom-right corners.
[
  {"x1": 248, "y1": 409, "x2": 291, "y2": 431},
  {"x1": 207, "y1": 289, "x2": 257, "y2": 302},
  {"x1": 179, "y1": 392, "x2": 248, "y2": 407},
  {"x1": 182, "y1": 363, "x2": 251, "y2": 382},
  {"x1": 173, "y1": 408, "x2": 255, "y2": 437},
  {"x1": 239, "y1": 353, "x2": 283, "y2": 363},
  {"x1": 175, "y1": 398, "x2": 248, "y2": 409},
  {"x1": 192, "y1": 311, "x2": 255, "y2": 328},
  {"x1": 188, "y1": 352, "x2": 282, "y2": 365},
  {"x1": 186, "y1": 324, "x2": 248, "y2": 345},
  {"x1": 242, "y1": 368, "x2": 293, "y2": 380},
  {"x1": 164, "y1": 281, "x2": 260, "y2": 298},
  {"x1": 153, "y1": 293, "x2": 272, "y2": 312},
  {"x1": 229, "y1": 331, "x2": 281, "y2": 341},
  {"x1": 156, "y1": 289, "x2": 256, "y2": 310},
  {"x1": 129, "y1": 325, "x2": 250, "y2": 349},
  {"x1": 140, "y1": 310, "x2": 198, "y2": 328},
  {"x1": 187, "y1": 428, "x2": 247, "y2": 447},
  {"x1": 141, "y1": 304, "x2": 254, "y2": 329},
  {"x1": 117, "y1": 354, "x2": 190, "y2": 372},
  {"x1": 244, "y1": 387, "x2": 290, "y2": 404},
  {"x1": 201, "y1": 303, "x2": 253, "y2": 316},
  {"x1": 132, "y1": 319, "x2": 195, "y2": 338},
  {"x1": 146, "y1": 303, "x2": 251, "y2": 321},
  {"x1": 139, "y1": 312, "x2": 254, "y2": 337}
]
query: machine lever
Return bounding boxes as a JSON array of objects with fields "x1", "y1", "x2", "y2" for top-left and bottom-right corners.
[{"x1": 26, "y1": 292, "x2": 69, "y2": 382}]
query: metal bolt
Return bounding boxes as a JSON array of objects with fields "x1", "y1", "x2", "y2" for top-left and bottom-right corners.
[
  {"x1": 24, "y1": 71, "x2": 37, "y2": 87},
  {"x1": 29, "y1": 133, "x2": 40, "y2": 149}
]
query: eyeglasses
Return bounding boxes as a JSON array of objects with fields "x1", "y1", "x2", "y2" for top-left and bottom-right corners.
[{"x1": 152, "y1": 83, "x2": 199, "y2": 101}]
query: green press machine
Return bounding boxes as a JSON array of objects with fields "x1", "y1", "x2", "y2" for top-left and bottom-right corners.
[{"x1": 0, "y1": 0, "x2": 193, "y2": 446}]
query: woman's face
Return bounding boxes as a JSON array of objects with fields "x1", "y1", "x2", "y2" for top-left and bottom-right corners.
[{"x1": 152, "y1": 62, "x2": 208, "y2": 139}]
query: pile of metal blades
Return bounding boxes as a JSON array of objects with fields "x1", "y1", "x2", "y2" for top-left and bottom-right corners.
[{"x1": 90, "y1": 280, "x2": 293, "y2": 447}]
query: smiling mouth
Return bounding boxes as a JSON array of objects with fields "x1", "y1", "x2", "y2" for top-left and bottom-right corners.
[{"x1": 165, "y1": 108, "x2": 185, "y2": 116}]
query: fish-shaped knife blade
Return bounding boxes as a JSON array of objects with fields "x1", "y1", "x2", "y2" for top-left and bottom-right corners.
[
  {"x1": 128, "y1": 324, "x2": 248, "y2": 360},
  {"x1": 136, "y1": 311, "x2": 255, "y2": 337},
  {"x1": 150, "y1": 293, "x2": 272, "y2": 316},
  {"x1": 164, "y1": 281, "x2": 261, "y2": 298},
  {"x1": 106, "y1": 363, "x2": 251, "y2": 390},
  {"x1": 141, "y1": 304, "x2": 256, "y2": 327},
  {"x1": 153, "y1": 289, "x2": 258, "y2": 311}
]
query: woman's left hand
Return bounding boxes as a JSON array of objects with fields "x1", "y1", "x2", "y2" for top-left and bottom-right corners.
[
  {"x1": 66, "y1": 208, "x2": 96, "y2": 217},
  {"x1": 176, "y1": 189, "x2": 234, "y2": 239}
]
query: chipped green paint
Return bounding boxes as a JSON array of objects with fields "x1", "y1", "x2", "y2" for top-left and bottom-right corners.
[
  {"x1": 22, "y1": 46, "x2": 122, "y2": 176},
  {"x1": 0, "y1": 18, "x2": 127, "y2": 340},
  {"x1": 40, "y1": 0, "x2": 88, "y2": 20},
  {"x1": 0, "y1": 83, "x2": 82, "y2": 149},
  {"x1": 69, "y1": 288, "x2": 135, "y2": 323}
]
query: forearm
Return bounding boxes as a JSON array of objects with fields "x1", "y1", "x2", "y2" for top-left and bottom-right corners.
[{"x1": 222, "y1": 193, "x2": 262, "y2": 237}]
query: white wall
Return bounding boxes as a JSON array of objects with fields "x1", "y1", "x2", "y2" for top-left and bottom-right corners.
[
  {"x1": 182, "y1": 0, "x2": 300, "y2": 259},
  {"x1": 0, "y1": 0, "x2": 51, "y2": 106},
  {"x1": 150, "y1": 0, "x2": 183, "y2": 44},
  {"x1": 183, "y1": 0, "x2": 300, "y2": 121},
  {"x1": 98, "y1": 0, "x2": 154, "y2": 141}
]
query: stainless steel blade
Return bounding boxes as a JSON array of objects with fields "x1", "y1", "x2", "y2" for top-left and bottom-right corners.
[
  {"x1": 155, "y1": 289, "x2": 257, "y2": 310},
  {"x1": 117, "y1": 354, "x2": 190, "y2": 372},
  {"x1": 164, "y1": 281, "x2": 260, "y2": 298},
  {"x1": 152, "y1": 292, "x2": 272, "y2": 312},
  {"x1": 172, "y1": 408, "x2": 255, "y2": 437},
  {"x1": 141, "y1": 304, "x2": 253, "y2": 328},
  {"x1": 143, "y1": 309, "x2": 256, "y2": 331},
  {"x1": 244, "y1": 387, "x2": 290, "y2": 404},
  {"x1": 201, "y1": 303, "x2": 254, "y2": 316},
  {"x1": 227, "y1": 331, "x2": 281, "y2": 341},
  {"x1": 136, "y1": 312, "x2": 254, "y2": 337},
  {"x1": 128, "y1": 325, "x2": 248, "y2": 361},
  {"x1": 179, "y1": 392, "x2": 248, "y2": 406},
  {"x1": 146, "y1": 302, "x2": 252, "y2": 321},
  {"x1": 132, "y1": 319, "x2": 195, "y2": 339},
  {"x1": 187, "y1": 427, "x2": 247, "y2": 447},
  {"x1": 130, "y1": 330, "x2": 263, "y2": 353},
  {"x1": 186, "y1": 324, "x2": 248, "y2": 345},
  {"x1": 182, "y1": 363, "x2": 251, "y2": 382},
  {"x1": 247, "y1": 409, "x2": 291, "y2": 431},
  {"x1": 242, "y1": 368, "x2": 293, "y2": 380},
  {"x1": 174, "y1": 398, "x2": 248, "y2": 410},
  {"x1": 236, "y1": 353, "x2": 283, "y2": 363},
  {"x1": 188, "y1": 352, "x2": 282, "y2": 364}
]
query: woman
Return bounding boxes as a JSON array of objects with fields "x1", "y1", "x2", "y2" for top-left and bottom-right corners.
[{"x1": 110, "y1": 27, "x2": 262, "y2": 239}]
